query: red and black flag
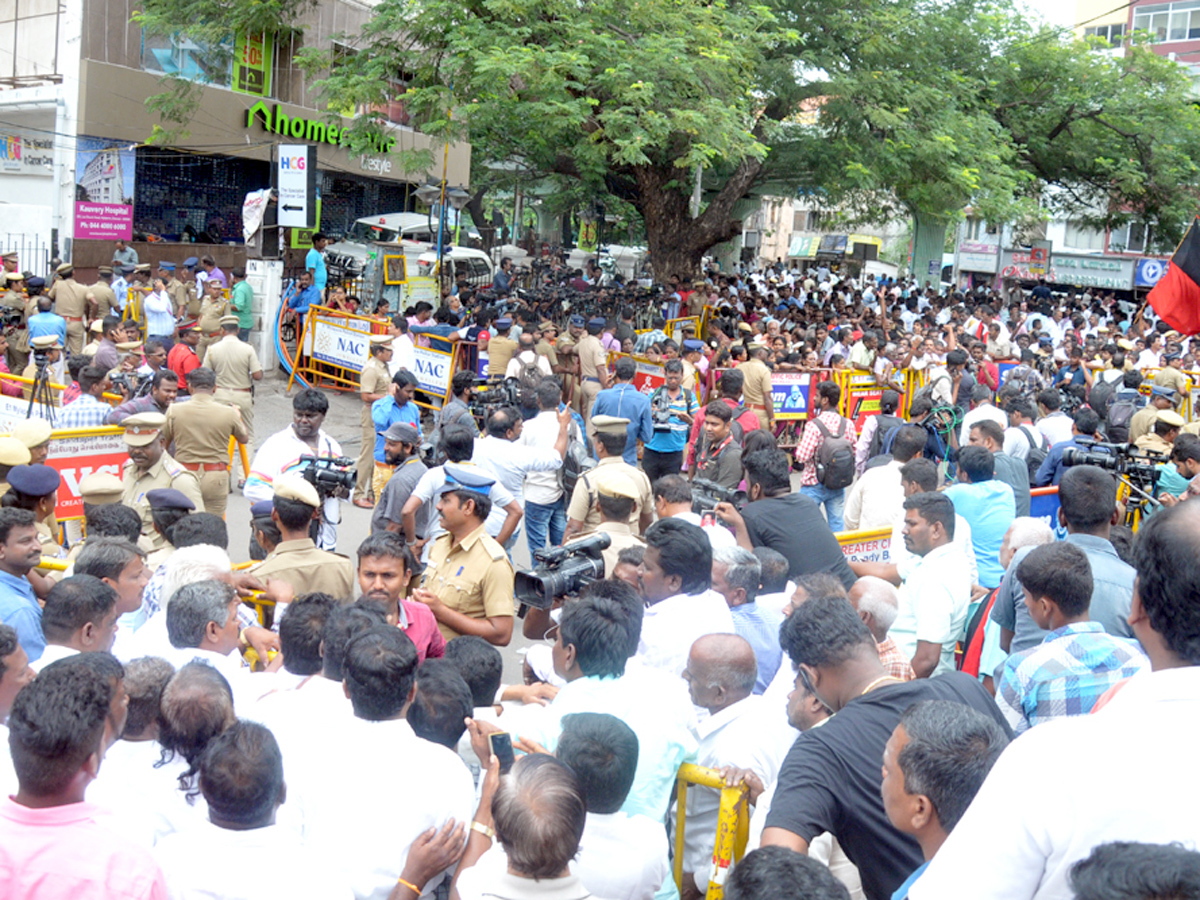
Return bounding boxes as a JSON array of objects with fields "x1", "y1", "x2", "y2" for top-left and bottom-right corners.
[{"x1": 1148, "y1": 216, "x2": 1200, "y2": 335}]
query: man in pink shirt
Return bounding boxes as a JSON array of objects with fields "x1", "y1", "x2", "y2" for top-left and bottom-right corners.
[
  {"x1": 0, "y1": 654, "x2": 167, "y2": 899},
  {"x1": 357, "y1": 532, "x2": 446, "y2": 662}
]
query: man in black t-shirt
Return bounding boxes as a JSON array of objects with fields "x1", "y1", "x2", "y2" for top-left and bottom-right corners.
[
  {"x1": 714, "y1": 448, "x2": 856, "y2": 590},
  {"x1": 760, "y1": 593, "x2": 1011, "y2": 900}
]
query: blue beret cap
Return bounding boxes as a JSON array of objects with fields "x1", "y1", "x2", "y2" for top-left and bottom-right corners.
[
  {"x1": 26, "y1": 277, "x2": 45, "y2": 289},
  {"x1": 438, "y1": 462, "x2": 495, "y2": 497},
  {"x1": 145, "y1": 488, "x2": 196, "y2": 511},
  {"x1": 7, "y1": 464, "x2": 60, "y2": 497},
  {"x1": 183, "y1": 257, "x2": 199, "y2": 268},
  {"x1": 494, "y1": 317, "x2": 512, "y2": 328},
  {"x1": 682, "y1": 339, "x2": 705, "y2": 353},
  {"x1": 250, "y1": 499, "x2": 274, "y2": 517},
  {"x1": 569, "y1": 315, "x2": 585, "y2": 327}
]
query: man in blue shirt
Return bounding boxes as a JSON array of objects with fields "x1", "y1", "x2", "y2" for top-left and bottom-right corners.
[
  {"x1": 643, "y1": 359, "x2": 696, "y2": 484},
  {"x1": 590, "y1": 356, "x2": 653, "y2": 466},
  {"x1": 1034, "y1": 407, "x2": 1110, "y2": 487},
  {"x1": 371, "y1": 369, "x2": 423, "y2": 497},
  {"x1": 709, "y1": 546, "x2": 782, "y2": 693},
  {"x1": 306, "y1": 232, "x2": 329, "y2": 296},
  {"x1": 0, "y1": 508, "x2": 49, "y2": 662},
  {"x1": 944, "y1": 445, "x2": 1015, "y2": 589},
  {"x1": 288, "y1": 270, "x2": 322, "y2": 333},
  {"x1": 26, "y1": 292, "x2": 66, "y2": 348}
]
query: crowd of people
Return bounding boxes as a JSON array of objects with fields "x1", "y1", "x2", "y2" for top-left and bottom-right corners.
[{"x1": 0, "y1": 251, "x2": 1199, "y2": 900}]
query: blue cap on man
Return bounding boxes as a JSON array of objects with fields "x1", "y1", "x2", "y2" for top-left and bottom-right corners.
[
  {"x1": 438, "y1": 462, "x2": 496, "y2": 497},
  {"x1": 183, "y1": 257, "x2": 199, "y2": 268},
  {"x1": 158, "y1": 262, "x2": 176, "y2": 272}
]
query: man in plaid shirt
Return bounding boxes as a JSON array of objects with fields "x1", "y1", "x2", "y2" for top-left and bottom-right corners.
[
  {"x1": 794, "y1": 380, "x2": 857, "y2": 532},
  {"x1": 996, "y1": 541, "x2": 1147, "y2": 735},
  {"x1": 56, "y1": 364, "x2": 114, "y2": 430}
]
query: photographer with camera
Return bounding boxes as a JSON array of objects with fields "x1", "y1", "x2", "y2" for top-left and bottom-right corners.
[
  {"x1": 245, "y1": 389, "x2": 348, "y2": 551},
  {"x1": 106, "y1": 369, "x2": 178, "y2": 425},
  {"x1": 694, "y1": 402, "x2": 743, "y2": 491},
  {"x1": 1034, "y1": 407, "x2": 1111, "y2": 487},
  {"x1": 643, "y1": 359, "x2": 697, "y2": 485}
]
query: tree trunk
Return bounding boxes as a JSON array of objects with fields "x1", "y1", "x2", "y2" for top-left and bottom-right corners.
[
  {"x1": 465, "y1": 189, "x2": 496, "y2": 252},
  {"x1": 910, "y1": 210, "x2": 950, "y2": 289},
  {"x1": 634, "y1": 156, "x2": 764, "y2": 283}
]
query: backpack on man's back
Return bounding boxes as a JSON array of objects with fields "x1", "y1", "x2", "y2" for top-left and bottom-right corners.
[{"x1": 812, "y1": 417, "x2": 856, "y2": 490}]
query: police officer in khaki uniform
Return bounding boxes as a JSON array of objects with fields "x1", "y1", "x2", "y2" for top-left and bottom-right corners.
[
  {"x1": 120, "y1": 411, "x2": 205, "y2": 549},
  {"x1": 356, "y1": 334, "x2": 394, "y2": 507},
  {"x1": 535, "y1": 320, "x2": 561, "y2": 374},
  {"x1": 1153, "y1": 351, "x2": 1191, "y2": 409},
  {"x1": 10, "y1": 417, "x2": 55, "y2": 536},
  {"x1": 250, "y1": 475, "x2": 356, "y2": 601},
  {"x1": 681, "y1": 338, "x2": 705, "y2": 392},
  {"x1": 159, "y1": 366, "x2": 248, "y2": 520},
  {"x1": 82, "y1": 320, "x2": 104, "y2": 358},
  {"x1": 1, "y1": 272, "x2": 29, "y2": 372},
  {"x1": 412, "y1": 462, "x2": 516, "y2": 644},
  {"x1": 566, "y1": 469, "x2": 646, "y2": 577},
  {"x1": 48, "y1": 262, "x2": 89, "y2": 354},
  {"x1": 740, "y1": 341, "x2": 775, "y2": 431},
  {"x1": 557, "y1": 315, "x2": 583, "y2": 411},
  {"x1": 564, "y1": 415, "x2": 653, "y2": 539},
  {"x1": 87, "y1": 267, "x2": 120, "y2": 321},
  {"x1": 204, "y1": 315, "x2": 262, "y2": 457},
  {"x1": 1135, "y1": 408, "x2": 1185, "y2": 458},
  {"x1": 197, "y1": 279, "x2": 230, "y2": 361},
  {"x1": 577, "y1": 317, "x2": 610, "y2": 435},
  {"x1": 486, "y1": 316, "x2": 519, "y2": 378},
  {"x1": 1130, "y1": 386, "x2": 1176, "y2": 445}
]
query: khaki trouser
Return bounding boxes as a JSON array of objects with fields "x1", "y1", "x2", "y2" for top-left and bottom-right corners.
[
  {"x1": 751, "y1": 407, "x2": 771, "y2": 430},
  {"x1": 215, "y1": 388, "x2": 254, "y2": 474},
  {"x1": 580, "y1": 379, "x2": 601, "y2": 435},
  {"x1": 372, "y1": 462, "x2": 394, "y2": 501},
  {"x1": 198, "y1": 469, "x2": 230, "y2": 520},
  {"x1": 357, "y1": 405, "x2": 376, "y2": 496},
  {"x1": 65, "y1": 320, "x2": 85, "y2": 354}
]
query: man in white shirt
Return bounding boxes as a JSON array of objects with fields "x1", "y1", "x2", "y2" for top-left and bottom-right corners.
[
  {"x1": 636, "y1": 518, "x2": 735, "y2": 678},
  {"x1": 1003, "y1": 398, "x2": 1048, "y2": 462},
  {"x1": 844, "y1": 426, "x2": 926, "y2": 532},
  {"x1": 504, "y1": 332, "x2": 553, "y2": 379},
  {"x1": 286, "y1": 625, "x2": 474, "y2": 900},
  {"x1": 889, "y1": 492, "x2": 971, "y2": 679},
  {"x1": 473, "y1": 404, "x2": 568, "y2": 550},
  {"x1": 651, "y1": 475, "x2": 737, "y2": 551},
  {"x1": 161, "y1": 579, "x2": 259, "y2": 708},
  {"x1": 154, "y1": 720, "x2": 353, "y2": 900},
  {"x1": 678, "y1": 635, "x2": 790, "y2": 896},
  {"x1": 517, "y1": 381, "x2": 577, "y2": 557},
  {"x1": 30, "y1": 575, "x2": 120, "y2": 673},
  {"x1": 388, "y1": 315, "x2": 417, "y2": 376},
  {"x1": 958, "y1": 383, "x2": 1007, "y2": 444},
  {"x1": 909, "y1": 500, "x2": 1200, "y2": 900},
  {"x1": 1036, "y1": 389, "x2": 1076, "y2": 447}
]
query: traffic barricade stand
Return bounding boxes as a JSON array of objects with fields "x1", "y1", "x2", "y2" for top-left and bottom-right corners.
[{"x1": 674, "y1": 763, "x2": 751, "y2": 900}]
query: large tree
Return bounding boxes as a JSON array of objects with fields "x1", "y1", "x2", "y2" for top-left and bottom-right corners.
[{"x1": 137, "y1": 0, "x2": 1200, "y2": 277}]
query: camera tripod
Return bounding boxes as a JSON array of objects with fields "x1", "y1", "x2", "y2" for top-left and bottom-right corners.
[{"x1": 26, "y1": 358, "x2": 56, "y2": 426}]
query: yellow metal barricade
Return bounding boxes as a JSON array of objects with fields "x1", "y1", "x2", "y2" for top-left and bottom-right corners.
[{"x1": 674, "y1": 763, "x2": 751, "y2": 900}]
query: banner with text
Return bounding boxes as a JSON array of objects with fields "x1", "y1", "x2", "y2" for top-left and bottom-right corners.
[
  {"x1": 771, "y1": 372, "x2": 812, "y2": 421},
  {"x1": 310, "y1": 318, "x2": 371, "y2": 372},
  {"x1": 75, "y1": 137, "x2": 136, "y2": 241},
  {"x1": 46, "y1": 428, "x2": 127, "y2": 520},
  {"x1": 412, "y1": 346, "x2": 454, "y2": 399},
  {"x1": 837, "y1": 527, "x2": 894, "y2": 564}
]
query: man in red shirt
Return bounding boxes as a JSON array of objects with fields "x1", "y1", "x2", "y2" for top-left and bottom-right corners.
[
  {"x1": 356, "y1": 531, "x2": 445, "y2": 662},
  {"x1": 166, "y1": 321, "x2": 202, "y2": 394},
  {"x1": 687, "y1": 368, "x2": 760, "y2": 473}
]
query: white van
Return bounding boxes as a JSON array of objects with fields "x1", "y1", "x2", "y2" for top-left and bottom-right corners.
[{"x1": 325, "y1": 213, "x2": 437, "y2": 278}]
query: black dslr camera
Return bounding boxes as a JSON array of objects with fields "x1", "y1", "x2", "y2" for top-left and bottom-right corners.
[
  {"x1": 299, "y1": 455, "x2": 357, "y2": 500},
  {"x1": 691, "y1": 478, "x2": 746, "y2": 515},
  {"x1": 514, "y1": 532, "x2": 611, "y2": 610}
]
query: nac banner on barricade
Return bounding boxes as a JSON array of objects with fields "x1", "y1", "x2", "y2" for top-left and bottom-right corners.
[
  {"x1": 0, "y1": 394, "x2": 49, "y2": 431},
  {"x1": 309, "y1": 317, "x2": 371, "y2": 372},
  {"x1": 771, "y1": 373, "x2": 812, "y2": 421},
  {"x1": 837, "y1": 527, "x2": 894, "y2": 565},
  {"x1": 411, "y1": 346, "x2": 454, "y2": 403},
  {"x1": 45, "y1": 427, "x2": 127, "y2": 520}
]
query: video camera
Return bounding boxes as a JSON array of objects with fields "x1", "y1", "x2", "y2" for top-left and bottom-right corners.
[
  {"x1": 1061, "y1": 439, "x2": 1166, "y2": 485},
  {"x1": 299, "y1": 455, "x2": 357, "y2": 500},
  {"x1": 469, "y1": 377, "x2": 521, "y2": 420},
  {"x1": 109, "y1": 371, "x2": 150, "y2": 399},
  {"x1": 514, "y1": 532, "x2": 611, "y2": 610},
  {"x1": 691, "y1": 478, "x2": 746, "y2": 515},
  {"x1": 0, "y1": 307, "x2": 23, "y2": 328}
]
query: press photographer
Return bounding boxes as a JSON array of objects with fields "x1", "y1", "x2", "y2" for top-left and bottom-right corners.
[
  {"x1": 643, "y1": 359, "x2": 697, "y2": 484},
  {"x1": 106, "y1": 370, "x2": 180, "y2": 425},
  {"x1": 245, "y1": 389, "x2": 348, "y2": 551}
]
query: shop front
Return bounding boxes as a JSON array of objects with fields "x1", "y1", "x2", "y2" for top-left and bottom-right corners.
[
  {"x1": 954, "y1": 240, "x2": 999, "y2": 289},
  {"x1": 69, "y1": 60, "x2": 471, "y2": 277}
]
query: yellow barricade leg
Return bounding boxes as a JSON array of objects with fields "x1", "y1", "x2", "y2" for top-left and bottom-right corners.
[{"x1": 674, "y1": 763, "x2": 751, "y2": 900}]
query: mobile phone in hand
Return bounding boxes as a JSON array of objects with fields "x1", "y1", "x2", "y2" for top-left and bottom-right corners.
[{"x1": 488, "y1": 731, "x2": 515, "y2": 774}]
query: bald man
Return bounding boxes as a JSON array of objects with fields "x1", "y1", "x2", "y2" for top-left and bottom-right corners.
[
  {"x1": 678, "y1": 634, "x2": 792, "y2": 899},
  {"x1": 848, "y1": 576, "x2": 916, "y2": 682}
]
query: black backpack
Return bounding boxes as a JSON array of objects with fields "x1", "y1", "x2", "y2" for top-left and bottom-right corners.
[
  {"x1": 1019, "y1": 425, "x2": 1048, "y2": 481},
  {"x1": 1107, "y1": 396, "x2": 1140, "y2": 444},
  {"x1": 812, "y1": 418, "x2": 856, "y2": 490},
  {"x1": 868, "y1": 414, "x2": 906, "y2": 458}
]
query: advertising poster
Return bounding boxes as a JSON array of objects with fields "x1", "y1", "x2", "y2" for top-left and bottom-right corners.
[
  {"x1": 837, "y1": 527, "x2": 894, "y2": 564},
  {"x1": 845, "y1": 385, "x2": 884, "y2": 434},
  {"x1": 233, "y1": 31, "x2": 273, "y2": 98},
  {"x1": 75, "y1": 136, "x2": 136, "y2": 241},
  {"x1": 47, "y1": 428, "x2": 128, "y2": 520},
  {"x1": 0, "y1": 131, "x2": 53, "y2": 176},
  {"x1": 771, "y1": 372, "x2": 811, "y2": 421}
]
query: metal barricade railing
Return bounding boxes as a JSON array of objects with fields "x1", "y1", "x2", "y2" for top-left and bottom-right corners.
[{"x1": 674, "y1": 763, "x2": 751, "y2": 900}]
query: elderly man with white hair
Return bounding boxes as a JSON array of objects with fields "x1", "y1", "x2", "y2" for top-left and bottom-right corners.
[
  {"x1": 711, "y1": 546, "x2": 783, "y2": 694},
  {"x1": 848, "y1": 576, "x2": 915, "y2": 682}
]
